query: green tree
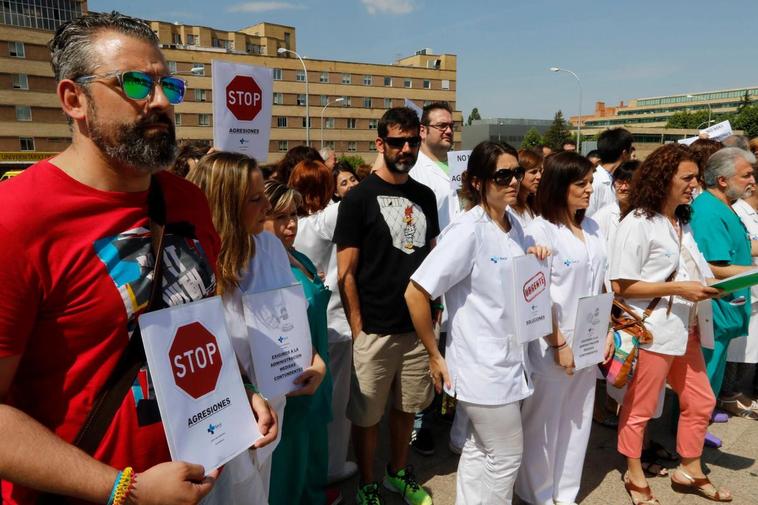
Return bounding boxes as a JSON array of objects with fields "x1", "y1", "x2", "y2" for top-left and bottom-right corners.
[
  {"x1": 542, "y1": 110, "x2": 572, "y2": 150},
  {"x1": 733, "y1": 104, "x2": 758, "y2": 138},
  {"x1": 467, "y1": 107, "x2": 481, "y2": 125},
  {"x1": 520, "y1": 127, "x2": 543, "y2": 149},
  {"x1": 737, "y1": 90, "x2": 752, "y2": 114},
  {"x1": 666, "y1": 110, "x2": 711, "y2": 129},
  {"x1": 337, "y1": 154, "x2": 366, "y2": 169}
]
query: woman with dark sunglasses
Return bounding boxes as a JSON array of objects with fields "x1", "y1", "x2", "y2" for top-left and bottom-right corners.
[
  {"x1": 405, "y1": 141, "x2": 548, "y2": 504},
  {"x1": 516, "y1": 151, "x2": 613, "y2": 505}
]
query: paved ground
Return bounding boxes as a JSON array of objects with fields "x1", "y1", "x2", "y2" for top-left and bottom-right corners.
[{"x1": 338, "y1": 389, "x2": 758, "y2": 504}]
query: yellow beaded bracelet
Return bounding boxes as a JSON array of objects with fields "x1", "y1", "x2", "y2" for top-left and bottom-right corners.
[{"x1": 112, "y1": 467, "x2": 134, "y2": 505}]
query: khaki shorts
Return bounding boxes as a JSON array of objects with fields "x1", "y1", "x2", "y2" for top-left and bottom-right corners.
[{"x1": 348, "y1": 330, "x2": 433, "y2": 427}]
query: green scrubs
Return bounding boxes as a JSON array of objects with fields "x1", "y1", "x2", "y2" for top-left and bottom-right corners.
[
  {"x1": 690, "y1": 191, "x2": 751, "y2": 396},
  {"x1": 269, "y1": 249, "x2": 333, "y2": 505}
]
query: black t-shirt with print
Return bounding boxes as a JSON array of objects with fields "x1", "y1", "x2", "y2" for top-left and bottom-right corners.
[{"x1": 334, "y1": 172, "x2": 440, "y2": 334}]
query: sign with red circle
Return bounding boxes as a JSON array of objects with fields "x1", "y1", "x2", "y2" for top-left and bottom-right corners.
[
  {"x1": 169, "y1": 322, "x2": 223, "y2": 399},
  {"x1": 225, "y1": 75, "x2": 263, "y2": 121}
]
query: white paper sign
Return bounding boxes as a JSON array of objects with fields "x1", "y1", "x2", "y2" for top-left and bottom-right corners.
[
  {"x1": 243, "y1": 284, "x2": 313, "y2": 398},
  {"x1": 571, "y1": 292, "x2": 614, "y2": 370},
  {"x1": 447, "y1": 149, "x2": 472, "y2": 192},
  {"x1": 512, "y1": 255, "x2": 553, "y2": 344},
  {"x1": 212, "y1": 60, "x2": 273, "y2": 161},
  {"x1": 677, "y1": 120, "x2": 733, "y2": 146},
  {"x1": 139, "y1": 296, "x2": 260, "y2": 474},
  {"x1": 697, "y1": 300, "x2": 715, "y2": 350}
]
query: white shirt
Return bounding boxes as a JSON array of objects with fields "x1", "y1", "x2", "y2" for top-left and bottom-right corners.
[
  {"x1": 509, "y1": 206, "x2": 536, "y2": 230},
  {"x1": 411, "y1": 206, "x2": 533, "y2": 405},
  {"x1": 293, "y1": 202, "x2": 351, "y2": 341},
  {"x1": 732, "y1": 199, "x2": 758, "y2": 301},
  {"x1": 609, "y1": 212, "x2": 712, "y2": 356},
  {"x1": 410, "y1": 150, "x2": 462, "y2": 233},
  {"x1": 586, "y1": 165, "x2": 615, "y2": 217},
  {"x1": 525, "y1": 216, "x2": 608, "y2": 377}
]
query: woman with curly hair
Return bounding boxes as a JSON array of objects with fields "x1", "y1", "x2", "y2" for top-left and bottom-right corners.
[
  {"x1": 510, "y1": 149, "x2": 542, "y2": 229},
  {"x1": 609, "y1": 143, "x2": 729, "y2": 504}
]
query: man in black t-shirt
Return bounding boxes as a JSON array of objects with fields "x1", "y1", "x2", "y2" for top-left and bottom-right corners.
[{"x1": 335, "y1": 107, "x2": 439, "y2": 505}]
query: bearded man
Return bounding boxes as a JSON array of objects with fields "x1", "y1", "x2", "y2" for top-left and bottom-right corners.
[{"x1": 334, "y1": 107, "x2": 439, "y2": 505}]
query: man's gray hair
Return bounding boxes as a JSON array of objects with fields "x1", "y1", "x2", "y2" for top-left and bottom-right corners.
[
  {"x1": 49, "y1": 11, "x2": 159, "y2": 82},
  {"x1": 722, "y1": 135, "x2": 750, "y2": 151},
  {"x1": 703, "y1": 147, "x2": 756, "y2": 187}
]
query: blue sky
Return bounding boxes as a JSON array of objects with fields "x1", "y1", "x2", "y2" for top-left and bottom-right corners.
[{"x1": 91, "y1": 0, "x2": 758, "y2": 121}]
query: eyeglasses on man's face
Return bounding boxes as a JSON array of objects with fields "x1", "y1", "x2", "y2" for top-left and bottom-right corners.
[{"x1": 382, "y1": 136, "x2": 422, "y2": 149}]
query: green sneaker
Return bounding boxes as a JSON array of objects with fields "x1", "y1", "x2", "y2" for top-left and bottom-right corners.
[
  {"x1": 383, "y1": 465, "x2": 432, "y2": 505},
  {"x1": 356, "y1": 482, "x2": 384, "y2": 505}
]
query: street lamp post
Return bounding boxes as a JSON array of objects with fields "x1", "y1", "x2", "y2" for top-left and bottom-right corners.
[
  {"x1": 549, "y1": 67, "x2": 582, "y2": 154},
  {"x1": 687, "y1": 94, "x2": 712, "y2": 126},
  {"x1": 696, "y1": 119, "x2": 716, "y2": 130},
  {"x1": 497, "y1": 120, "x2": 503, "y2": 142},
  {"x1": 320, "y1": 97, "x2": 344, "y2": 150},
  {"x1": 278, "y1": 48, "x2": 310, "y2": 146}
]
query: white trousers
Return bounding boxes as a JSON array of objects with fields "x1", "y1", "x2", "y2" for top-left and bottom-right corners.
[
  {"x1": 516, "y1": 368, "x2": 595, "y2": 505},
  {"x1": 456, "y1": 400, "x2": 523, "y2": 505},
  {"x1": 327, "y1": 336, "x2": 353, "y2": 478}
]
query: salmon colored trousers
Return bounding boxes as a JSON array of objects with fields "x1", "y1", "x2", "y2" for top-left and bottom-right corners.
[{"x1": 618, "y1": 328, "x2": 716, "y2": 459}]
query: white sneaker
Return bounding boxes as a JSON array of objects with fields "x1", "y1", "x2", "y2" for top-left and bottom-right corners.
[{"x1": 328, "y1": 461, "x2": 358, "y2": 484}]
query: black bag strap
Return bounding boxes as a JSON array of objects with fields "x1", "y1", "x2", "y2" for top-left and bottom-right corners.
[{"x1": 73, "y1": 178, "x2": 167, "y2": 455}]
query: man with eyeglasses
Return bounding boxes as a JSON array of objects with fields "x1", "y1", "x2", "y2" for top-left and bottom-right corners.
[
  {"x1": 335, "y1": 107, "x2": 439, "y2": 505},
  {"x1": 0, "y1": 12, "x2": 276, "y2": 505}
]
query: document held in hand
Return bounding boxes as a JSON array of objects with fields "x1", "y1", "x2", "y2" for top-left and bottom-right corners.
[
  {"x1": 572, "y1": 292, "x2": 614, "y2": 370},
  {"x1": 512, "y1": 255, "x2": 553, "y2": 344},
  {"x1": 710, "y1": 267, "x2": 758, "y2": 294},
  {"x1": 139, "y1": 296, "x2": 261, "y2": 474},
  {"x1": 243, "y1": 284, "x2": 313, "y2": 398}
]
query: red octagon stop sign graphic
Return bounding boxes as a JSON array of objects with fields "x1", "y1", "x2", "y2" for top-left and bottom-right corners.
[
  {"x1": 226, "y1": 75, "x2": 263, "y2": 121},
  {"x1": 169, "y1": 322, "x2": 223, "y2": 399}
]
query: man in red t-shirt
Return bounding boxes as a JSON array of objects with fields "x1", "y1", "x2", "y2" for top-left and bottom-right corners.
[{"x1": 0, "y1": 12, "x2": 276, "y2": 505}]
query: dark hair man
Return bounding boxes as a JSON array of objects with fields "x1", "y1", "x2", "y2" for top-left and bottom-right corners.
[
  {"x1": 587, "y1": 128, "x2": 634, "y2": 216},
  {"x1": 0, "y1": 12, "x2": 275, "y2": 504},
  {"x1": 335, "y1": 107, "x2": 439, "y2": 505},
  {"x1": 562, "y1": 139, "x2": 577, "y2": 152}
]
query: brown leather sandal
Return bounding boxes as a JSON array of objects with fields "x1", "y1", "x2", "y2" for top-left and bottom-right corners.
[
  {"x1": 623, "y1": 471, "x2": 661, "y2": 505},
  {"x1": 670, "y1": 468, "x2": 732, "y2": 502}
]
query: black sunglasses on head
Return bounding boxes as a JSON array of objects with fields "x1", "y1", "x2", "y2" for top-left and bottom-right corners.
[
  {"x1": 382, "y1": 136, "x2": 422, "y2": 149},
  {"x1": 490, "y1": 167, "x2": 525, "y2": 186}
]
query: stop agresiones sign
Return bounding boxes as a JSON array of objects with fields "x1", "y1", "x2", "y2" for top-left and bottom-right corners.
[
  {"x1": 169, "y1": 322, "x2": 223, "y2": 399},
  {"x1": 226, "y1": 75, "x2": 263, "y2": 121}
]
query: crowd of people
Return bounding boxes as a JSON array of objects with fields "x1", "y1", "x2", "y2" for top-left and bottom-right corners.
[{"x1": 1, "y1": 10, "x2": 757, "y2": 505}]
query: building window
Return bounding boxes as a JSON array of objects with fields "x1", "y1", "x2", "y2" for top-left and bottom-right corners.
[
  {"x1": 9, "y1": 41, "x2": 25, "y2": 58},
  {"x1": 341, "y1": 73, "x2": 351, "y2": 84},
  {"x1": 273, "y1": 68, "x2": 283, "y2": 80},
  {"x1": 195, "y1": 89, "x2": 207, "y2": 102},
  {"x1": 279, "y1": 140, "x2": 289, "y2": 151},
  {"x1": 363, "y1": 97, "x2": 372, "y2": 108},
  {"x1": 301, "y1": 117, "x2": 313, "y2": 128},
  {"x1": 342, "y1": 96, "x2": 351, "y2": 106},
  {"x1": 347, "y1": 118, "x2": 357, "y2": 129},
  {"x1": 12, "y1": 74, "x2": 28, "y2": 90},
  {"x1": 363, "y1": 75, "x2": 372, "y2": 86},
  {"x1": 167, "y1": 61, "x2": 177, "y2": 73},
  {"x1": 20, "y1": 137, "x2": 35, "y2": 151},
  {"x1": 277, "y1": 116, "x2": 288, "y2": 127},
  {"x1": 246, "y1": 43, "x2": 262, "y2": 54},
  {"x1": 15, "y1": 105, "x2": 31, "y2": 121},
  {"x1": 172, "y1": 33, "x2": 182, "y2": 44},
  {"x1": 212, "y1": 38, "x2": 231, "y2": 50},
  {"x1": 441, "y1": 79, "x2": 450, "y2": 90},
  {"x1": 296, "y1": 70, "x2": 306, "y2": 82},
  {"x1": 369, "y1": 142, "x2": 377, "y2": 151},
  {"x1": 368, "y1": 119, "x2": 378, "y2": 129},
  {"x1": 187, "y1": 34, "x2": 198, "y2": 46},
  {"x1": 320, "y1": 72, "x2": 329, "y2": 83},
  {"x1": 423, "y1": 80, "x2": 431, "y2": 89},
  {"x1": 273, "y1": 92, "x2": 284, "y2": 104},
  {"x1": 347, "y1": 141, "x2": 357, "y2": 152},
  {"x1": 320, "y1": 95, "x2": 328, "y2": 106},
  {"x1": 297, "y1": 94, "x2": 306, "y2": 106},
  {"x1": 174, "y1": 113, "x2": 182, "y2": 126},
  {"x1": 423, "y1": 100, "x2": 432, "y2": 107},
  {"x1": 404, "y1": 79, "x2": 412, "y2": 88},
  {"x1": 384, "y1": 76, "x2": 392, "y2": 86},
  {"x1": 384, "y1": 98, "x2": 392, "y2": 108},
  {"x1": 324, "y1": 140, "x2": 335, "y2": 150},
  {"x1": 193, "y1": 64, "x2": 205, "y2": 76},
  {"x1": 198, "y1": 114, "x2": 210, "y2": 126},
  {"x1": 325, "y1": 118, "x2": 335, "y2": 129}
]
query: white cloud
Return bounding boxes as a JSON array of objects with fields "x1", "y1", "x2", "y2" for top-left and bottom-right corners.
[
  {"x1": 361, "y1": 0, "x2": 416, "y2": 15},
  {"x1": 227, "y1": 2, "x2": 305, "y2": 13}
]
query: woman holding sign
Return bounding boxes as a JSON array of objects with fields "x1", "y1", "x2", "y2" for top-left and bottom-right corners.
[
  {"x1": 263, "y1": 180, "x2": 333, "y2": 505},
  {"x1": 516, "y1": 151, "x2": 613, "y2": 505},
  {"x1": 405, "y1": 141, "x2": 549, "y2": 505},
  {"x1": 610, "y1": 144, "x2": 729, "y2": 505}
]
